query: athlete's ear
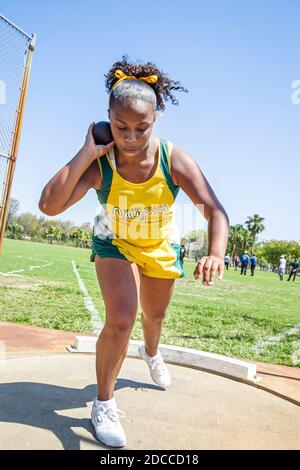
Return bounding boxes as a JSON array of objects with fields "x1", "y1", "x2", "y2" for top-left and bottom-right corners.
[{"x1": 107, "y1": 109, "x2": 110, "y2": 120}]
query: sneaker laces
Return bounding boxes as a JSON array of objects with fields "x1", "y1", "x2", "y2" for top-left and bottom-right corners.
[
  {"x1": 94, "y1": 404, "x2": 125, "y2": 425},
  {"x1": 149, "y1": 355, "x2": 167, "y2": 377}
]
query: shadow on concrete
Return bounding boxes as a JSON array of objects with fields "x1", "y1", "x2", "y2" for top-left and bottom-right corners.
[{"x1": 0, "y1": 378, "x2": 160, "y2": 450}]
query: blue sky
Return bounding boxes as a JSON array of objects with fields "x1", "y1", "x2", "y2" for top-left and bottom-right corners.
[{"x1": 1, "y1": 0, "x2": 299, "y2": 241}]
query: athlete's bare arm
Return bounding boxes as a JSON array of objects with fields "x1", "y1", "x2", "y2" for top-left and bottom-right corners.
[
  {"x1": 38, "y1": 123, "x2": 114, "y2": 216},
  {"x1": 56, "y1": 159, "x2": 101, "y2": 214},
  {"x1": 170, "y1": 144, "x2": 229, "y2": 284}
]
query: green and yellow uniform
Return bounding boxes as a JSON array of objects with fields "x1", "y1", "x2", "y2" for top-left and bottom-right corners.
[{"x1": 90, "y1": 137, "x2": 185, "y2": 279}]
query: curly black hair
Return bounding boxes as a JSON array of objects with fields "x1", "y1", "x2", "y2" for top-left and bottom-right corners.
[{"x1": 104, "y1": 55, "x2": 188, "y2": 112}]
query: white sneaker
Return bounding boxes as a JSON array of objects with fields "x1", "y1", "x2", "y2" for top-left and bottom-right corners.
[
  {"x1": 91, "y1": 397, "x2": 126, "y2": 448},
  {"x1": 138, "y1": 343, "x2": 171, "y2": 389}
]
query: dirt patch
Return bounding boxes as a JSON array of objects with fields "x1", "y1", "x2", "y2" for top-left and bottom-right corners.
[
  {"x1": 0, "y1": 276, "x2": 66, "y2": 290},
  {"x1": 0, "y1": 277, "x2": 42, "y2": 290}
]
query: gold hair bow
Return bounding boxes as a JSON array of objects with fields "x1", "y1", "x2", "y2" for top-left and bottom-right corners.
[{"x1": 112, "y1": 69, "x2": 158, "y2": 90}]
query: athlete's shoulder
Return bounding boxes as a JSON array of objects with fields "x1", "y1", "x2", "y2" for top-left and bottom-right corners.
[{"x1": 166, "y1": 141, "x2": 197, "y2": 186}]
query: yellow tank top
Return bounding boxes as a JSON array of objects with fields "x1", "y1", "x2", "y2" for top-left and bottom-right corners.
[{"x1": 94, "y1": 137, "x2": 180, "y2": 253}]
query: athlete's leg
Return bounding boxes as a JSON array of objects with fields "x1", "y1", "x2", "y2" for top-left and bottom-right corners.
[
  {"x1": 138, "y1": 270, "x2": 175, "y2": 357},
  {"x1": 94, "y1": 257, "x2": 140, "y2": 401}
]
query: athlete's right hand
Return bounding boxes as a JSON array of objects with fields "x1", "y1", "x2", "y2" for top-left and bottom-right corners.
[{"x1": 83, "y1": 122, "x2": 115, "y2": 160}]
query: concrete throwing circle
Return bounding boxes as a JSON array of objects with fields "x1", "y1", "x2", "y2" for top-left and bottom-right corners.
[{"x1": 0, "y1": 354, "x2": 299, "y2": 450}]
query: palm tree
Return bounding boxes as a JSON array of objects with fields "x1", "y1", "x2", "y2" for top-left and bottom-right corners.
[
  {"x1": 229, "y1": 224, "x2": 247, "y2": 261},
  {"x1": 245, "y1": 214, "x2": 265, "y2": 254},
  {"x1": 242, "y1": 230, "x2": 253, "y2": 252}
]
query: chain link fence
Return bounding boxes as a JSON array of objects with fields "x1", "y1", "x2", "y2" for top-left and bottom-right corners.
[{"x1": 0, "y1": 14, "x2": 35, "y2": 253}]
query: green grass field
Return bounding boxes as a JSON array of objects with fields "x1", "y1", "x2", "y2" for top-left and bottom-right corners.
[{"x1": 1, "y1": 238, "x2": 299, "y2": 367}]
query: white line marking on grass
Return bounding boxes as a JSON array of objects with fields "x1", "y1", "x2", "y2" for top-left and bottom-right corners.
[
  {"x1": 71, "y1": 260, "x2": 103, "y2": 335},
  {"x1": 0, "y1": 272, "x2": 23, "y2": 277},
  {"x1": 18, "y1": 256, "x2": 53, "y2": 262},
  {"x1": 254, "y1": 324, "x2": 300, "y2": 357},
  {"x1": 0, "y1": 263, "x2": 53, "y2": 275},
  {"x1": 28, "y1": 263, "x2": 52, "y2": 271},
  {"x1": 12, "y1": 263, "x2": 52, "y2": 272},
  {"x1": 7, "y1": 269, "x2": 24, "y2": 273}
]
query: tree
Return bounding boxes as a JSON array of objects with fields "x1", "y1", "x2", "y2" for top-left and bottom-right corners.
[
  {"x1": 55, "y1": 219, "x2": 75, "y2": 233},
  {"x1": 183, "y1": 230, "x2": 208, "y2": 260},
  {"x1": 42, "y1": 225, "x2": 62, "y2": 244},
  {"x1": 228, "y1": 224, "x2": 248, "y2": 260},
  {"x1": 60, "y1": 231, "x2": 69, "y2": 243},
  {"x1": 183, "y1": 230, "x2": 198, "y2": 243},
  {"x1": 245, "y1": 214, "x2": 265, "y2": 254},
  {"x1": 252, "y1": 243, "x2": 268, "y2": 266},
  {"x1": 4, "y1": 208, "x2": 93, "y2": 247},
  {"x1": 261, "y1": 240, "x2": 300, "y2": 267},
  {"x1": 6, "y1": 222, "x2": 25, "y2": 239},
  {"x1": 7, "y1": 198, "x2": 20, "y2": 225},
  {"x1": 80, "y1": 222, "x2": 93, "y2": 232},
  {"x1": 242, "y1": 230, "x2": 253, "y2": 252},
  {"x1": 69, "y1": 228, "x2": 86, "y2": 248},
  {"x1": 15, "y1": 212, "x2": 39, "y2": 237}
]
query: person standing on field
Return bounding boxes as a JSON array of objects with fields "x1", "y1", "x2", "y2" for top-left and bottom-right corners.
[
  {"x1": 39, "y1": 56, "x2": 229, "y2": 448},
  {"x1": 250, "y1": 253, "x2": 257, "y2": 276},
  {"x1": 240, "y1": 251, "x2": 250, "y2": 275},
  {"x1": 287, "y1": 259, "x2": 299, "y2": 282},
  {"x1": 224, "y1": 254, "x2": 230, "y2": 270},
  {"x1": 278, "y1": 255, "x2": 286, "y2": 281}
]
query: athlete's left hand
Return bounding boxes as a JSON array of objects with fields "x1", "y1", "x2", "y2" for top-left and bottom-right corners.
[{"x1": 194, "y1": 255, "x2": 224, "y2": 285}]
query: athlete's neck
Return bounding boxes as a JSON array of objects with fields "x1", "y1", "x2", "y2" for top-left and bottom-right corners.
[{"x1": 114, "y1": 136, "x2": 158, "y2": 168}]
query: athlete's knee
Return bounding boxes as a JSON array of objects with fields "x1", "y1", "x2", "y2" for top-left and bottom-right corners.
[
  {"x1": 142, "y1": 309, "x2": 166, "y2": 323},
  {"x1": 105, "y1": 308, "x2": 137, "y2": 332}
]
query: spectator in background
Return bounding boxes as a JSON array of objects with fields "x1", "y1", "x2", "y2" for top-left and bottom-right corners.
[
  {"x1": 179, "y1": 244, "x2": 188, "y2": 265},
  {"x1": 224, "y1": 254, "x2": 231, "y2": 270},
  {"x1": 278, "y1": 255, "x2": 286, "y2": 281},
  {"x1": 240, "y1": 251, "x2": 250, "y2": 275},
  {"x1": 250, "y1": 253, "x2": 257, "y2": 276},
  {"x1": 234, "y1": 255, "x2": 239, "y2": 271},
  {"x1": 287, "y1": 259, "x2": 299, "y2": 282}
]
